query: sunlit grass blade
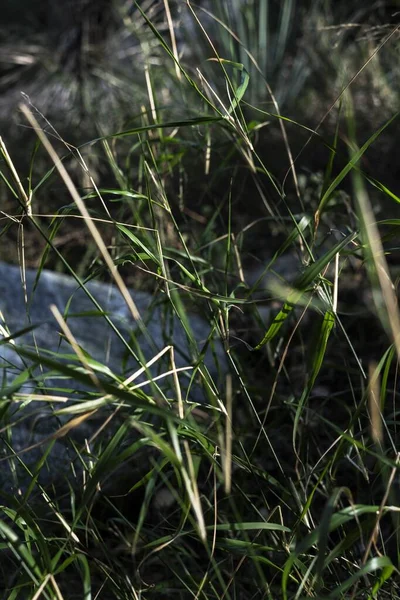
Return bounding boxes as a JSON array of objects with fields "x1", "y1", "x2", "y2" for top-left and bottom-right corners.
[
  {"x1": 282, "y1": 503, "x2": 389, "y2": 600},
  {"x1": 292, "y1": 310, "x2": 335, "y2": 449},
  {"x1": 347, "y1": 110, "x2": 400, "y2": 361},
  {"x1": 256, "y1": 232, "x2": 356, "y2": 348},
  {"x1": 330, "y1": 556, "x2": 394, "y2": 598},
  {"x1": 315, "y1": 112, "x2": 398, "y2": 223},
  {"x1": 308, "y1": 310, "x2": 335, "y2": 390},
  {"x1": 207, "y1": 58, "x2": 250, "y2": 115}
]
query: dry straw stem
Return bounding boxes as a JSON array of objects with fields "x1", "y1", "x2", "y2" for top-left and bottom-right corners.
[
  {"x1": 361, "y1": 453, "x2": 400, "y2": 569},
  {"x1": 223, "y1": 374, "x2": 232, "y2": 494},
  {"x1": 0, "y1": 136, "x2": 32, "y2": 215},
  {"x1": 368, "y1": 361, "x2": 382, "y2": 445},
  {"x1": 163, "y1": 0, "x2": 181, "y2": 81},
  {"x1": 357, "y1": 182, "x2": 400, "y2": 362},
  {"x1": 19, "y1": 103, "x2": 143, "y2": 325}
]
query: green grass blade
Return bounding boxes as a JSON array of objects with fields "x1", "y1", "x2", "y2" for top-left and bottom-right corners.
[
  {"x1": 316, "y1": 112, "x2": 398, "y2": 220},
  {"x1": 256, "y1": 232, "x2": 356, "y2": 348}
]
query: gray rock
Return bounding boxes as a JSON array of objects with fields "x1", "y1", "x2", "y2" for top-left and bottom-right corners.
[
  {"x1": 245, "y1": 251, "x2": 303, "y2": 324},
  {"x1": 0, "y1": 262, "x2": 225, "y2": 500}
]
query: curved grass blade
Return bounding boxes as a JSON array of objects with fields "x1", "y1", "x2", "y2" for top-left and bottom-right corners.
[
  {"x1": 308, "y1": 310, "x2": 335, "y2": 390},
  {"x1": 282, "y1": 503, "x2": 385, "y2": 600},
  {"x1": 5, "y1": 345, "x2": 187, "y2": 424},
  {"x1": 207, "y1": 58, "x2": 250, "y2": 115},
  {"x1": 366, "y1": 176, "x2": 400, "y2": 204},
  {"x1": 380, "y1": 344, "x2": 396, "y2": 414},
  {"x1": 0, "y1": 518, "x2": 45, "y2": 591},
  {"x1": 52, "y1": 554, "x2": 91, "y2": 600},
  {"x1": 116, "y1": 223, "x2": 159, "y2": 264},
  {"x1": 256, "y1": 232, "x2": 356, "y2": 348},
  {"x1": 327, "y1": 556, "x2": 394, "y2": 598},
  {"x1": 292, "y1": 310, "x2": 335, "y2": 449},
  {"x1": 315, "y1": 112, "x2": 398, "y2": 222}
]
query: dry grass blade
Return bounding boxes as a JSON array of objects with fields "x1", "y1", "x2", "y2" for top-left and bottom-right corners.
[
  {"x1": 0, "y1": 136, "x2": 31, "y2": 215},
  {"x1": 354, "y1": 174, "x2": 400, "y2": 362},
  {"x1": 19, "y1": 103, "x2": 143, "y2": 325},
  {"x1": 369, "y1": 361, "x2": 382, "y2": 445}
]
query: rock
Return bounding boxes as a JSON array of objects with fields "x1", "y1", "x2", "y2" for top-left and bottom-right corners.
[
  {"x1": 0, "y1": 262, "x2": 225, "y2": 500},
  {"x1": 244, "y1": 251, "x2": 303, "y2": 325}
]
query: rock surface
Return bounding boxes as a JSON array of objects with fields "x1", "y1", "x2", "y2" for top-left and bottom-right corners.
[{"x1": 0, "y1": 262, "x2": 225, "y2": 500}]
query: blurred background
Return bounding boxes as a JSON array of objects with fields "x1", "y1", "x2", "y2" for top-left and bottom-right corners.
[{"x1": 0, "y1": 0, "x2": 398, "y2": 270}]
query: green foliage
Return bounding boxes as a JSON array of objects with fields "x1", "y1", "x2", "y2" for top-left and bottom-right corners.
[{"x1": 0, "y1": 1, "x2": 399, "y2": 598}]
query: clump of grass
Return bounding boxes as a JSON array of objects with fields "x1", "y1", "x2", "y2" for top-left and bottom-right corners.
[{"x1": 1, "y1": 2, "x2": 400, "y2": 599}]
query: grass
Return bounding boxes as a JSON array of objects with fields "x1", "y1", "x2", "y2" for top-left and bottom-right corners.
[{"x1": 0, "y1": 1, "x2": 399, "y2": 598}]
